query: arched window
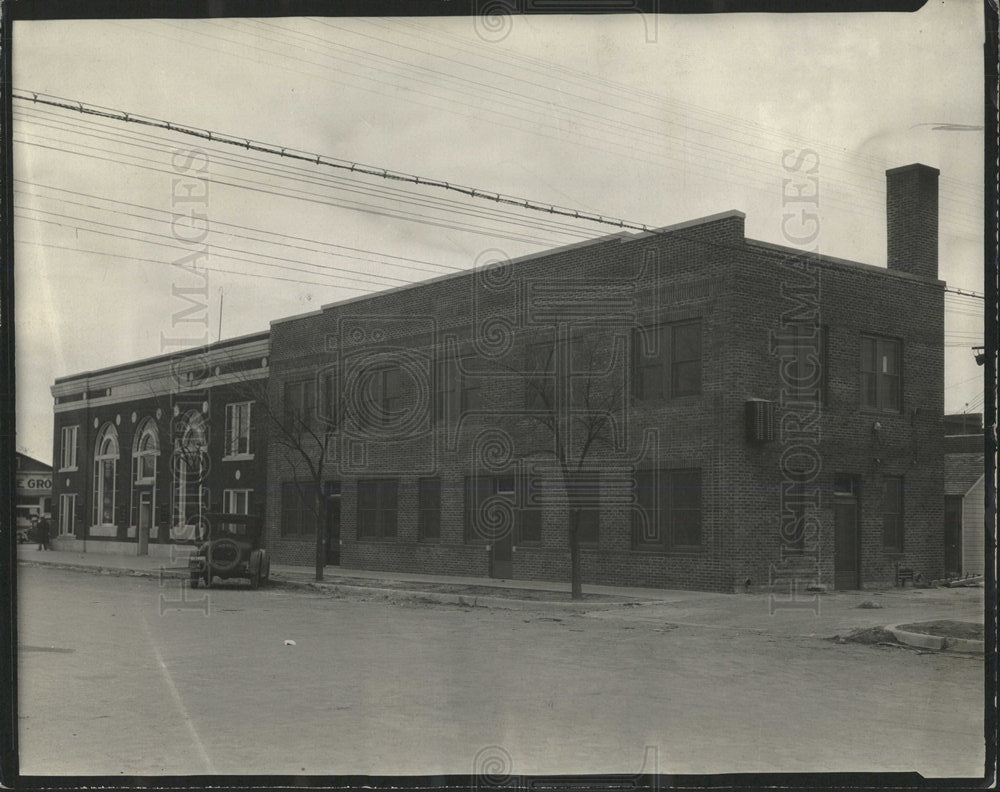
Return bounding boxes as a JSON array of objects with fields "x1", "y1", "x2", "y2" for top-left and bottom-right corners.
[
  {"x1": 133, "y1": 418, "x2": 159, "y2": 484},
  {"x1": 173, "y1": 411, "x2": 207, "y2": 536},
  {"x1": 92, "y1": 423, "x2": 119, "y2": 525}
]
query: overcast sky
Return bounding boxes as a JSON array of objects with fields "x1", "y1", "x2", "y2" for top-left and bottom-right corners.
[{"x1": 13, "y1": 4, "x2": 986, "y2": 464}]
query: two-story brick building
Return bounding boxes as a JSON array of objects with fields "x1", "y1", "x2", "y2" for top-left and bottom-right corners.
[
  {"x1": 49, "y1": 333, "x2": 270, "y2": 557},
  {"x1": 263, "y1": 164, "x2": 946, "y2": 593}
]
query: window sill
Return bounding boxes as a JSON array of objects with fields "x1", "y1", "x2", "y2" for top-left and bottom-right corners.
[
  {"x1": 858, "y1": 406, "x2": 903, "y2": 416},
  {"x1": 355, "y1": 536, "x2": 399, "y2": 543},
  {"x1": 59, "y1": 467, "x2": 78, "y2": 473},
  {"x1": 222, "y1": 454, "x2": 255, "y2": 462},
  {"x1": 631, "y1": 546, "x2": 705, "y2": 555}
]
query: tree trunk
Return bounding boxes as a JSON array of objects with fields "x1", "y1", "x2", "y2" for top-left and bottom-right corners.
[
  {"x1": 314, "y1": 488, "x2": 325, "y2": 582},
  {"x1": 569, "y1": 508, "x2": 582, "y2": 600}
]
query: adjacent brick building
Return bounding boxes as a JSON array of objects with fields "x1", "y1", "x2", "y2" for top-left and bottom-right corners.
[
  {"x1": 49, "y1": 333, "x2": 270, "y2": 557},
  {"x1": 264, "y1": 164, "x2": 946, "y2": 593}
]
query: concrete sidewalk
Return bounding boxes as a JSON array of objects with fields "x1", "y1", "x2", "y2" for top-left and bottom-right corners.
[{"x1": 16, "y1": 545, "x2": 987, "y2": 636}]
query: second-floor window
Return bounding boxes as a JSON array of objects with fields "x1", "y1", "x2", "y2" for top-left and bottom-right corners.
[
  {"x1": 861, "y1": 335, "x2": 902, "y2": 411},
  {"x1": 60, "y1": 425, "x2": 79, "y2": 470},
  {"x1": 632, "y1": 319, "x2": 702, "y2": 401},
  {"x1": 434, "y1": 359, "x2": 459, "y2": 425},
  {"x1": 461, "y1": 357, "x2": 485, "y2": 414},
  {"x1": 225, "y1": 402, "x2": 253, "y2": 456},
  {"x1": 284, "y1": 379, "x2": 317, "y2": 430}
]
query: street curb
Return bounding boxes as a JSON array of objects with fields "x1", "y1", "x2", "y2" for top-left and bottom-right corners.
[
  {"x1": 18, "y1": 559, "x2": 188, "y2": 579},
  {"x1": 286, "y1": 578, "x2": 651, "y2": 612},
  {"x1": 19, "y1": 559, "x2": 649, "y2": 612},
  {"x1": 886, "y1": 623, "x2": 984, "y2": 654}
]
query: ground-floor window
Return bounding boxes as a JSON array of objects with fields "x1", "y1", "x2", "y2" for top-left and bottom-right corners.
[
  {"x1": 357, "y1": 478, "x2": 398, "y2": 539},
  {"x1": 281, "y1": 482, "x2": 318, "y2": 538},
  {"x1": 59, "y1": 493, "x2": 76, "y2": 535},
  {"x1": 632, "y1": 468, "x2": 702, "y2": 550},
  {"x1": 464, "y1": 473, "x2": 544, "y2": 545},
  {"x1": 224, "y1": 489, "x2": 251, "y2": 515},
  {"x1": 417, "y1": 477, "x2": 440, "y2": 540},
  {"x1": 882, "y1": 475, "x2": 904, "y2": 551}
]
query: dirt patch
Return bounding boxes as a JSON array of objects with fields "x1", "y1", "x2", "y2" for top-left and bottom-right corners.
[
  {"x1": 834, "y1": 626, "x2": 899, "y2": 645},
  {"x1": 895, "y1": 620, "x2": 983, "y2": 641}
]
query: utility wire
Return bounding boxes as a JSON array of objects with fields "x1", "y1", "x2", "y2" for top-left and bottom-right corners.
[{"x1": 12, "y1": 89, "x2": 986, "y2": 302}]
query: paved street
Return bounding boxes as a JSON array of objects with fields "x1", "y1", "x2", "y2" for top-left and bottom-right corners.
[{"x1": 18, "y1": 565, "x2": 985, "y2": 778}]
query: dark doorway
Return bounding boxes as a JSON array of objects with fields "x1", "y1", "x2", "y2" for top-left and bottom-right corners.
[
  {"x1": 833, "y1": 490, "x2": 859, "y2": 591},
  {"x1": 944, "y1": 495, "x2": 963, "y2": 576},
  {"x1": 325, "y1": 481, "x2": 341, "y2": 566},
  {"x1": 491, "y1": 531, "x2": 513, "y2": 579}
]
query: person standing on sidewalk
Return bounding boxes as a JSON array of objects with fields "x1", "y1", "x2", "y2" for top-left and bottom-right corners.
[{"x1": 36, "y1": 515, "x2": 51, "y2": 551}]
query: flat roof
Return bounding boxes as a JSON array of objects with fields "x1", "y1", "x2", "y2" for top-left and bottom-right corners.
[{"x1": 54, "y1": 330, "x2": 271, "y2": 385}]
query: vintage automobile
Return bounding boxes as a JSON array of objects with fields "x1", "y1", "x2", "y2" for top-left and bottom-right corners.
[{"x1": 188, "y1": 512, "x2": 271, "y2": 589}]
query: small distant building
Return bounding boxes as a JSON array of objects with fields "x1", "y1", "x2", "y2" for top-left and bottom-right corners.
[
  {"x1": 15, "y1": 453, "x2": 52, "y2": 530},
  {"x1": 943, "y1": 413, "x2": 984, "y2": 576}
]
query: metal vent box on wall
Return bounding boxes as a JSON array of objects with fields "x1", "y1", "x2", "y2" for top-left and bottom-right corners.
[{"x1": 745, "y1": 399, "x2": 776, "y2": 443}]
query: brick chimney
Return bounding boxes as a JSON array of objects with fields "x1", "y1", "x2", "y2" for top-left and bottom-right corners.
[{"x1": 886, "y1": 163, "x2": 939, "y2": 280}]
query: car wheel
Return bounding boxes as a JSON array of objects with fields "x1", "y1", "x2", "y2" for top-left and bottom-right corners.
[
  {"x1": 190, "y1": 573, "x2": 199, "y2": 589},
  {"x1": 250, "y1": 565, "x2": 261, "y2": 590},
  {"x1": 203, "y1": 565, "x2": 212, "y2": 589},
  {"x1": 261, "y1": 554, "x2": 270, "y2": 585}
]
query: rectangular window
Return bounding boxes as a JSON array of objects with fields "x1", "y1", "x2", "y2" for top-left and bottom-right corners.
[
  {"x1": 671, "y1": 320, "x2": 702, "y2": 397},
  {"x1": 517, "y1": 474, "x2": 543, "y2": 544},
  {"x1": 417, "y1": 477, "x2": 441, "y2": 540},
  {"x1": 59, "y1": 493, "x2": 76, "y2": 535},
  {"x1": 524, "y1": 335, "x2": 555, "y2": 410},
  {"x1": 861, "y1": 335, "x2": 902, "y2": 411},
  {"x1": 464, "y1": 474, "x2": 528, "y2": 544},
  {"x1": 284, "y1": 379, "x2": 317, "y2": 430},
  {"x1": 225, "y1": 402, "x2": 253, "y2": 456},
  {"x1": 435, "y1": 359, "x2": 459, "y2": 425},
  {"x1": 632, "y1": 468, "x2": 702, "y2": 550},
  {"x1": 321, "y1": 371, "x2": 338, "y2": 428},
  {"x1": 224, "y1": 489, "x2": 251, "y2": 515},
  {"x1": 60, "y1": 425, "x2": 78, "y2": 470},
  {"x1": 632, "y1": 319, "x2": 702, "y2": 401},
  {"x1": 784, "y1": 324, "x2": 828, "y2": 403},
  {"x1": 461, "y1": 357, "x2": 484, "y2": 414},
  {"x1": 280, "y1": 482, "x2": 317, "y2": 537},
  {"x1": 882, "y1": 475, "x2": 904, "y2": 551},
  {"x1": 576, "y1": 507, "x2": 600, "y2": 546},
  {"x1": 364, "y1": 366, "x2": 404, "y2": 426},
  {"x1": 357, "y1": 479, "x2": 398, "y2": 540}
]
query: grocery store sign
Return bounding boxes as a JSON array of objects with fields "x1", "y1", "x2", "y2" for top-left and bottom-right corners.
[{"x1": 17, "y1": 476, "x2": 52, "y2": 492}]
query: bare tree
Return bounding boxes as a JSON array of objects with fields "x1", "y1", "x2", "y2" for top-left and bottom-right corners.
[
  {"x1": 515, "y1": 324, "x2": 626, "y2": 600},
  {"x1": 225, "y1": 363, "x2": 338, "y2": 582}
]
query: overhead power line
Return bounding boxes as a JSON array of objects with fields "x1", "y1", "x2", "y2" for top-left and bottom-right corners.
[
  {"x1": 13, "y1": 89, "x2": 655, "y2": 235},
  {"x1": 12, "y1": 88, "x2": 986, "y2": 304}
]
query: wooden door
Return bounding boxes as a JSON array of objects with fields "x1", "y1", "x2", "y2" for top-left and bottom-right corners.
[
  {"x1": 944, "y1": 495, "x2": 963, "y2": 576},
  {"x1": 833, "y1": 498, "x2": 859, "y2": 590}
]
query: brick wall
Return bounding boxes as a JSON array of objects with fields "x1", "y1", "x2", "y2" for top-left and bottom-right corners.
[{"x1": 265, "y1": 211, "x2": 945, "y2": 593}]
